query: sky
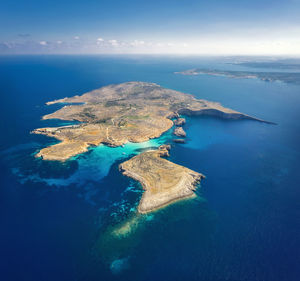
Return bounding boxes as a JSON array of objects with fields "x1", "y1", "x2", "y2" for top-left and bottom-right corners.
[{"x1": 1, "y1": 0, "x2": 300, "y2": 55}]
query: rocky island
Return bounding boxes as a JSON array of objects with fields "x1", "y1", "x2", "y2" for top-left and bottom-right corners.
[
  {"x1": 32, "y1": 81, "x2": 270, "y2": 213},
  {"x1": 119, "y1": 145, "x2": 204, "y2": 213},
  {"x1": 173, "y1": 126, "x2": 186, "y2": 137}
]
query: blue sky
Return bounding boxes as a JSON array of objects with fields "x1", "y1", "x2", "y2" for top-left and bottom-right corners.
[{"x1": 1, "y1": 0, "x2": 300, "y2": 54}]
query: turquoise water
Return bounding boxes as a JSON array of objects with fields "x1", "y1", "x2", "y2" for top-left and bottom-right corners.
[{"x1": 0, "y1": 55, "x2": 299, "y2": 281}]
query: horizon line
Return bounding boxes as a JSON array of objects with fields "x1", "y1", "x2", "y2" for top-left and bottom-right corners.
[{"x1": 1, "y1": 53, "x2": 300, "y2": 58}]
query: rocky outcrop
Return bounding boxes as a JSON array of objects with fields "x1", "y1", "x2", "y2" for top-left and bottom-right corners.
[
  {"x1": 158, "y1": 144, "x2": 171, "y2": 151},
  {"x1": 173, "y1": 127, "x2": 186, "y2": 137},
  {"x1": 174, "y1": 117, "x2": 186, "y2": 126}
]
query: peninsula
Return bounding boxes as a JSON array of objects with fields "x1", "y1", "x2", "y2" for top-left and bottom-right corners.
[{"x1": 32, "y1": 82, "x2": 269, "y2": 213}]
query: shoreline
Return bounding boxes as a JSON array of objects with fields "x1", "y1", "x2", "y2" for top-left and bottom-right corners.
[{"x1": 137, "y1": 189, "x2": 198, "y2": 214}]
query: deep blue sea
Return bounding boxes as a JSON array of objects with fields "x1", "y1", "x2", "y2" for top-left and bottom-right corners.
[{"x1": 0, "y1": 55, "x2": 299, "y2": 281}]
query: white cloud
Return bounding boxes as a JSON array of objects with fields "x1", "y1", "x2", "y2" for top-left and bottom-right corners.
[
  {"x1": 108, "y1": 39, "x2": 118, "y2": 46},
  {"x1": 3, "y1": 27, "x2": 300, "y2": 55},
  {"x1": 130, "y1": 40, "x2": 145, "y2": 46}
]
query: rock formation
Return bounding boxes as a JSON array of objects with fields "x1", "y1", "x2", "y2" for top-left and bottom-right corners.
[
  {"x1": 173, "y1": 127, "x2": 186, "y2": 137},
  {"x1": 174, "y1": 117, "x2": 186, "y2": 126}
]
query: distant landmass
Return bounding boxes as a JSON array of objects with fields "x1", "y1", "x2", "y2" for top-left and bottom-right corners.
[
  {"x1": 230, "y1": 60, "x2": 300, "y2": 70},
  {"x1": 32, "y1": 82, "x2": 270, "y2": 213},
  {"x1": 177, "y1": 68, "x2": 300, "y2": 84}
]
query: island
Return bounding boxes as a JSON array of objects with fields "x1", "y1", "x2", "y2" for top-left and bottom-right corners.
[
  {"x1": 173, "y1": 126, "x2": 186, "y2": 137},
  {"x1": 32, "y1": 82, "x2": 269, "y2": 160},
  {"x1": 119, "y1": 145, "x2": 204, "y2": 213},
  {"x1": 32, "y1": 81, "x2": 270, "y2": 213},
  {"x1": 176, "y1": 68, "x2": 300, "y2": 84}
]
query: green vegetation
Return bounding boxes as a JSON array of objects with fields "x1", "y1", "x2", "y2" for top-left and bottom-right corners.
[{"x1": 94, "y1": 118, "x2": 110, "y2": 124}]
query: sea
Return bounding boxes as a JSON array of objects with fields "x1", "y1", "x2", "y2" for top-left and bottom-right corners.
[{"x1": 0, "y1": 55, "x2": 299, "y2": 281}]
